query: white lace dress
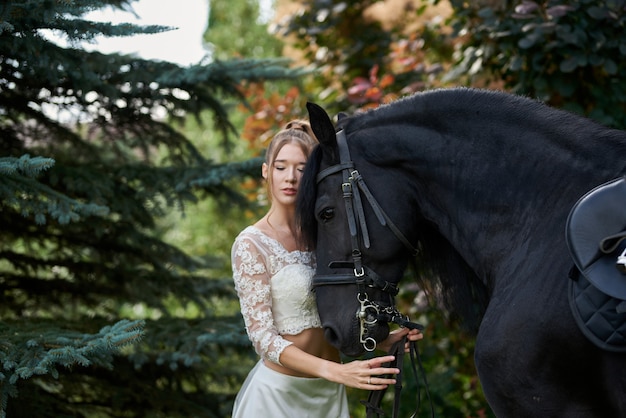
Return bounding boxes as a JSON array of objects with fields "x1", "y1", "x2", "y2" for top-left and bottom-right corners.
[{"x1": 231, "y1": 226, "x2": 349, "y2": 418}]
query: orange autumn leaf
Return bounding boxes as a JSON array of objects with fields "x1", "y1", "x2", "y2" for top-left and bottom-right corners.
[{"x1": 379, "y1": 74, "x2": 395, "y2": 89}]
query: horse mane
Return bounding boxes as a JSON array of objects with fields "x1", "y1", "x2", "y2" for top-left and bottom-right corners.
[
  {"x1": 296, "y1": 144, "x2": 322, "y2": 251},
  {"x1": 412, "y1": 220, "x2": 489, "y2": 333},
  {"x1": 341, "y1": 87, "x2": 613, "y2": 140}
]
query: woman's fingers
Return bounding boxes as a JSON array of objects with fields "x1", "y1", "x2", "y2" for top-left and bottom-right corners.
[
  {"x1": 365, "y1": 357, "x2": 399, "y2": 383},
  {"x1": 370, "y1": 368, "x2": 400, "y2": 380},
  {"x1": 403, "y1": 329, "x2": 424, "y2": 352},
  {"x1": 365, "y1": 375, "x2": 397, "y2": 388},
  {"x1": 368, "y1": 355, "x2": 395, "y2": 367},
  {"x1": 367, "y1": 356, "x2": 401, "y2": 373},
  {"x1": 407, "y1": 328, "x2": 423, "y2": 341}
]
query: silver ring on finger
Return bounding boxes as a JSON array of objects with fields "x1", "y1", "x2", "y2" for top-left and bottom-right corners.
[{"x1": 368, "y1": 377, "x2": 371, "y2": 385}]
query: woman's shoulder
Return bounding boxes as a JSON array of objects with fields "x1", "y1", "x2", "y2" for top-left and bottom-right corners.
[
  {"x1": 233, "y1": 225, "x2": 263, "y2": 248},
  {"x1": 236, "y1": 224, "x2": 274, "y2": 242},
  {"x1": 235, "y1": 224, "x2": 279, "y2": 249},
  {"x1": 235, "y1": 225, "x2": 259, "y2": 238},
  {"x1": 233, "y1": 225, "x2": 313, "y2": 262},
  {"x1": 233, "y1": 225, "x2": 282, "y2": 254}
]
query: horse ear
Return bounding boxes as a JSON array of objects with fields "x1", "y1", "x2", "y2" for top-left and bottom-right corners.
[{"x1": 306, "y1": 102, "x2": 338, "y2": 162}]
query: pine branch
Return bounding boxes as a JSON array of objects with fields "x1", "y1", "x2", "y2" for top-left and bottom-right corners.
[
  {"x1": 0, "y1": 319, "x2": 145, "y2": 418},
  {"x1": 0, "y1": 155, "x2": 110, "y2": 224}
]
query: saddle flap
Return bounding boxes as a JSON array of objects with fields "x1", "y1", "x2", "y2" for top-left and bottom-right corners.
[{"x1": 566, "y1": 176, "x2": 626, "y2": 300}]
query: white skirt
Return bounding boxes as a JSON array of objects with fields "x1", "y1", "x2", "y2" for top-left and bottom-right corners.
[{"x1": 232, "y1": 360, "x2": 349, "y2": 418}]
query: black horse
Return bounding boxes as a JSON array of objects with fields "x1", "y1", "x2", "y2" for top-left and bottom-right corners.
[{"x1": 296, "y1": 88, "x2": 626, "y2": 417}]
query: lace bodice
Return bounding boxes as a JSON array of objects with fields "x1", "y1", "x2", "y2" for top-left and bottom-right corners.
[{"x1": 231, "y1": 226, "x2": 321, "y2": 365}]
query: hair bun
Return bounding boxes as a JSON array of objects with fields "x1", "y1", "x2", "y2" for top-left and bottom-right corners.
[
  {"x1": 284, "y1": 120, "x2": 308, "y2": 132},
  {"x1": 283, "y1": 119, "x2": 317, "y2": 141}
]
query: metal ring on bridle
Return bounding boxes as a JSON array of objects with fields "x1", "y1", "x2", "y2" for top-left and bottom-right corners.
[
  {"x1": 357, "y1": 293, "x2": 381, "y2": 351},
  {"x1": 363, "y1": 337, "x2": 377, "y2": 352}
]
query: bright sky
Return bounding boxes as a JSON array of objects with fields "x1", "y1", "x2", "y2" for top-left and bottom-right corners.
[
  {"x1": 82, "y1": 0, "x2": 210, "y2": 66},
  {"x1": 60, "y1": 0, "x2": 275, "y2": 65}
]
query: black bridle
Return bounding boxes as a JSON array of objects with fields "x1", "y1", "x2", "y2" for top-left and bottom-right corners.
[
  {"x1": 312, "y1": 129, "x2": 433, "y2": 418},
  {"x1": 313, "y1": 129, "x2": 423, "y2": 348}
]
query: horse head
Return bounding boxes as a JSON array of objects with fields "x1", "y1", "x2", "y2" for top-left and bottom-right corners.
[{"x1": 298, "y1": 102, "x2": 420, "y2": 357}]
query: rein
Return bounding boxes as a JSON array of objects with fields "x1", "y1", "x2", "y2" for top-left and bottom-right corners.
[
  {"x1": 313, "y1": 129, "x2": 433, "y2": 417},
  {"x1": 361, "y1": 336, "x2": 433, "y2": 418}
]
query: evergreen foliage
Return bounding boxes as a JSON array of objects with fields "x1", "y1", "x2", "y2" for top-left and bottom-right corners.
[{"x1": 0, "y1": 0, "x2": 299, "y2": 416}]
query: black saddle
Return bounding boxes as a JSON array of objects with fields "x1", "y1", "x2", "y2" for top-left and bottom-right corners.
[{"x1": 566, "y1": 176, "x2": 626, "y2": 352}]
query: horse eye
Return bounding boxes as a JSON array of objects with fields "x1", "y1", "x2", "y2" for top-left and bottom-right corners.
[{"x1": 319, "y1": 208, "x2": 334, "y2": 222}]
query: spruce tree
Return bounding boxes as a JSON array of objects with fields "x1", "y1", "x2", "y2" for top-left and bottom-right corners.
[{"x1": 0, "y1": 1, "x2": 300, "y2": 416}]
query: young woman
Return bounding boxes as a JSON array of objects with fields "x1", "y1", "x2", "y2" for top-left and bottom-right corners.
[{"x1": 231, "y1": 120, "x2": 422, "y2": 417}]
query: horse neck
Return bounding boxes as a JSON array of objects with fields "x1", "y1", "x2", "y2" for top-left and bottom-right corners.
[{"x1": 353, "y1": 94, "x2": 626, "y2": 279}]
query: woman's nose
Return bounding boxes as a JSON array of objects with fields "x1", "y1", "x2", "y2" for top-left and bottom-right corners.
[{"x1": 286, "y1": 168, "x2": 297, "y2": 182}]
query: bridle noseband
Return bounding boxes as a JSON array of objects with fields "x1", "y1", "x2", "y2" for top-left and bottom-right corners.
[{"x1": 312, "y1": 130, "x2": 423, "y2": 351}]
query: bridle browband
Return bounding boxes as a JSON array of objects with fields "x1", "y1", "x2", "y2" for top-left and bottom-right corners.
[{"x1": 312, "y1": 129, "x2": 433, "y2": 418}]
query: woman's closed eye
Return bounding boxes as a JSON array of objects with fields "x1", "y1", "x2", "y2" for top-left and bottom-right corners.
[{"x1": 274, "y1": 165, "x2": 305, "y2": 172}]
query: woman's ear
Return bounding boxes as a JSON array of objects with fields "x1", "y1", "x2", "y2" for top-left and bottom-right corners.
[{"x1": 262, "y1": 162, "x2": 268, "y2": 180}]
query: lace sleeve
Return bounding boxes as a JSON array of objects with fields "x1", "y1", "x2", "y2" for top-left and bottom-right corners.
[{"x1": 231, "y1": 234, "x2": 293, "y2": 365}]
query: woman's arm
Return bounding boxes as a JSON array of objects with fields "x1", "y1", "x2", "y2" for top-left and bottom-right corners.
[{"x1": 232, "y1": 234, "x2": 293, "y2": 365}]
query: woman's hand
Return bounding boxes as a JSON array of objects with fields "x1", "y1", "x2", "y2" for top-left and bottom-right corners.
[
  {"x1": 330, "y1": 355, "x2": 400, "y2": 390},
  {"x1": 377, "y1": 327, "x2": 423, "y2": 353},
  {"x1": 326, "y1": 327, "x2": 423, "y2": 391}
]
